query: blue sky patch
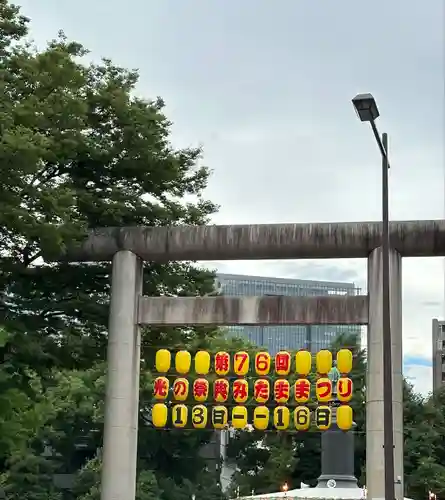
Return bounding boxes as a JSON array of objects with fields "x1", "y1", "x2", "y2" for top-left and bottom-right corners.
[{"x1": 403, "y1": 355, "x2": 432, "y2": 367}]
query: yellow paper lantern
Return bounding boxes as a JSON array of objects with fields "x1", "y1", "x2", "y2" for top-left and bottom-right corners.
[
  {"x1": 233, "y1": 379, "x2": 249, "y2": 403},
  {"x1": 294, "y1": 406, "x2": 311, "y2": 431},
  {"x1": 275, "y1": 351, "x2": 291, "y2": 376},
  {"x1": 193, "y1": 378, "x2": 210, "y2": 402},
  {"x1": 337, "y1": 349, "x2": 353, "y2": 374},
  {"x1": 253, "y1": 379, "x2": 270, "y2": 403},
  {"x1": 253, "y1": 406, "x2": 270, "y2": 430},
  {"x1": 175, "y1": 350, "x2": 191, "y2": 374},
  {"x1": 273, "y1": 406, "x2": 290, "y2": 430},
  {"x1": 195, "y1": 350, "x2": 211, "y2": 375},
  {"x1": 234, "y1": 351, "x2": 250, "y2": 376},
  {"x1": 172, "y1": 404, "x2": 188, "y2": 428},
  {"x1": 212, "y1": 405, "x2": 228, "y2": 429},
  {"x1": 337, "y1": 405, "x2": 353, "y2": 431},
  {"x1": 294, "y1": 378, "x2": 311, "y2": 403},
  {"x1": 315, "y1": 377, "x2": 332, "y2": 402},
  {"x1": 337, "y1": 377, "x2": 353, "y2": 403},
  {"x1": 155, "y1": 349, "x2": 171, "y2": 373},
  {"x1": 151, "y1": 403, "x2": 168, "y2": 428},
  {"x1": 214, "y1": 351, "x2": 230, "y2": 376},
  {"x1": 173, "y1": 378, "x2": 189, "y2": 401},
  {"x1": 255, "y1": 351, "x2": 271, "y2": 376},
  {"x1": 316, "y1": 350, "x2": 332, "y2": 374},
  {"x1": 295, "y1": 350, "x2": 312, "y2": 376},
  {"x1": 191, "y1": 405, "x2": 208, "y2": 429},
  {"x1": 213, "y1": 378, "x2": 230, "y2": 403},
  {"x1": 274, "y1": 379, "x2": 290, "y2": 404},
  {"x1": 153, "y1": 376, "x2": 169, "y2": 400},
  {"x1": 231, "y1": 406, "x2": 248, "y2": 429},
  {"x1": 315, "y1": 406, "x2": 331, "y2": 430}
]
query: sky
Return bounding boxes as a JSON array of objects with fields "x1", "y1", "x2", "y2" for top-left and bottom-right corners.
[{"x1": 17, "y1": 0, "x2": 444, "y2": 395}]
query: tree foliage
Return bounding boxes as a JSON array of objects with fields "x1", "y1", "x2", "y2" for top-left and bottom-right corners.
[
  {"x1": 0, "y1": 0, "x2": 222, "y2": 496},
  {"x1": 0, "y1": 0, "x2": 217, "y2": 378},
  {"x1": 74, "y1": 457, "x2": 163, "y2": 500},
  {"x1": 404, "y1": 387, "x2": 445, "y2": 498}
]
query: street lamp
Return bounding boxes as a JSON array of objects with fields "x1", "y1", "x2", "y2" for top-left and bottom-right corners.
[
  {"x1": 352, "y1": 92, "x2": 395, "y2": 500},
  {"x1": 352, "y1": 94, "x2": 391, "y2": 167}
]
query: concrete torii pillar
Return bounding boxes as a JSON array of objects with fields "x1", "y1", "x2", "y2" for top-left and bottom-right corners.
[
  {"x1": 100, "y1": 251, "x2": 143, "y2": 500},
  {"x1": 368, "y1": 247, "x2": 403, "y2": 500}
]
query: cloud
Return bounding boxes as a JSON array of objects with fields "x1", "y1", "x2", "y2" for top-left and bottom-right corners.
[{"x1": 18, "y1": 0, "x2": 444, "y2": 393}]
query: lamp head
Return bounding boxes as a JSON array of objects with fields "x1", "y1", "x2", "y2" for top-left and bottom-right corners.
[{"x1": 352, "y1": 93, "x2": 380, "y2": 122}]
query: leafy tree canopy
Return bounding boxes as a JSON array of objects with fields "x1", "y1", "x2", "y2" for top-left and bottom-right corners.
[
  {"x1": 0, "y1": 0, "x2": 218, "y2": 379},
  {"x1": 0, "y1": 0, "x2": 222, "y2": 495}
]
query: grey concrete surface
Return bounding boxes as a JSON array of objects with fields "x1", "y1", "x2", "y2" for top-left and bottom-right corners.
[
  {"x1": 57, "y1": 219, "x2": 445, "y2": 262},
  {"x1": 432, "y1": 319, "x2": 445, "y2": 393},
  {"x1": 367, "y1": 247, "x2": 403, "y2": 500},
  {"x1": 137, "y1": 295, "x2": 369, "y2": 325},
  {"x1": 101, "y1": 251, "x2": 143, "y2": 500}
]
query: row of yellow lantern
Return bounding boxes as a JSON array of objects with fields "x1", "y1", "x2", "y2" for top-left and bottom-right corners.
[
  {"x1": 153, "y1": 376, "x2": 353, "y2": 403},
  {"x1": 155, "y1": 348, "x2": 353, "y2": 376},
  {"x1": 151, "y1": 403, "x2": 353, "y2": 431}
]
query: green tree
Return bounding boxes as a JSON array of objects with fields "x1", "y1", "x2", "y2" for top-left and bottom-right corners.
[
  {"x1": 0, "y1": 0, "x2": 217, "y2": 378},
  {"x1": 404, "y1": 386, "x2": 445, "y2": 499},
  {"x1": 0, "y1": 452, "x2": 62, "y2": 500},
  {"x1": 230, "y1": 433, "x2": 296, "y2": 497},
  {"x1": 0, "y1": 334, "x2": 55, "y2": 473},
  {"x1": 0, "y1": 335, "x2": 246, "y2": 495},
  {"x1": 158, "y1": 469, "x2": 228, "y2": 500},
  {"x1": 137, "y1": 470, "x2": 164, "y2": 500},
  {"x1": 38, "y1": 364, "x2": 106, "y2": 476},
  {"x1": 191, "y1": 469, "x2": 228, "y2": 500},
  {"x1": 74, "y1": 457, "x2": 163, "y2": 500},
  {"x1": 0, "y1": 362, "x2": 101, "y2": 497},
  {"x1": 1, "y1": 0, "x2": 221, "y2": 493}
]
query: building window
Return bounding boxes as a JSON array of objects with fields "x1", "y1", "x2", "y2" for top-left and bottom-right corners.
[{"x1": 217, "y1": 274, "x2": 361, "y2": 353}]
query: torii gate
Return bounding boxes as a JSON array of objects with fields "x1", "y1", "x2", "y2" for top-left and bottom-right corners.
[{"x1": 58, "y1": 219, "x2": 445, "y2": 500}]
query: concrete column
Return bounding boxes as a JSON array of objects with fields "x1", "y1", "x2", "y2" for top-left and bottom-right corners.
[
  {"x1": 101, "y1": 250, "x2": 143, "y2": 500},
  {"x1": 367, "y1": 247, "x2": 403, "y2": 500},
  {"x1": 432, "y1": 319, "x2": 442, "y2": 394}
]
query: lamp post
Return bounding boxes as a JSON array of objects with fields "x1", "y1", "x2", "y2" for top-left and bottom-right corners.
[{"x1": 352, "y1": 93, "x2": 394, "y2": 500}]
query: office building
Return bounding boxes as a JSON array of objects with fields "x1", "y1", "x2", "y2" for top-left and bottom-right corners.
[
  {"x1": 432, "y1": 318, "x2": 445, "y2": 393},
  {"x1": 216, "y1": 273, "x2": 362, "y2": 354}
]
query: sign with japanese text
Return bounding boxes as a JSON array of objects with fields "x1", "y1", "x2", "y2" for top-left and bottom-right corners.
[{"x1": 151, "y1": 348, "x2": 355, "y2": 432}]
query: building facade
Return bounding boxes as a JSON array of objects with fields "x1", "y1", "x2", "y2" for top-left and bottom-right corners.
[
  {"x1": 216, "y1": 273, "x2": 362, "y2": 354},
  {"x1": 432, "y1": 318, "x2": 445, "y2": 393}
]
